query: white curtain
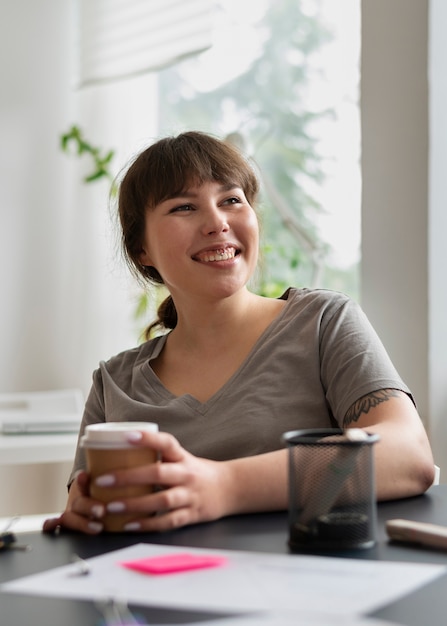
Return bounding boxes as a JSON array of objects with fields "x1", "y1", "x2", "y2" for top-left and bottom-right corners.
[{"x1": 78, "y1": 0, "x2": 214, "y2": 86}]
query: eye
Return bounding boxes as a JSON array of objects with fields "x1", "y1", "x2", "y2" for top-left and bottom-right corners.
[
  {"x1": 223, "y1": 196, "x2": 242, "y2": 206},
  {"x1": 169, "y1": 204, "x2": 194, "y2": 213}
]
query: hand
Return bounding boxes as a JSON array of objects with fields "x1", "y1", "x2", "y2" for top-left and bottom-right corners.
[
  {"x1": 43, "y1": 430, "x2": 232, "y2": 535},
  {"x1": 92, "y1": 430, "x2": 230, "y2": 532},
  {"x1": 42, "y1": 471, "x2": 106, "y2": 535}
]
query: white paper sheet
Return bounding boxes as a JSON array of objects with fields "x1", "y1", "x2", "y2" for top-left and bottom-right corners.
[
  {"x1": 190, "y1": 613, "x2": 402, "y2": 626},
  {"x1": 1, "y1": 543, "x2": 445, "y2": 620}
]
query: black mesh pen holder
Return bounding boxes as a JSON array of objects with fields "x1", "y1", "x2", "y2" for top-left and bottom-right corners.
[{"x1": 282, "y1": 428, "x2": 380, "y2": 552}]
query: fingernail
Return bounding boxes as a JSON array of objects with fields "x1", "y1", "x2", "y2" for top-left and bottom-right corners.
[
  {"x1": 91, "y1": 504, "x2": 105, "y2": 518},
  {"x1": 107, "y1": 501, "x2": 126, "y2": 513},
  {"x1": 95, "y1": 474, "x2": 115, "y2": 487},
  {"x1": 124, "y1": 521, "x2": 141, "y2": 531},
  {"x1": 88, "y1": 521, "x2": 103, "y2": 533},
  {"x1": 125, "y1": 431, "x2": 143, "y2": 442}
]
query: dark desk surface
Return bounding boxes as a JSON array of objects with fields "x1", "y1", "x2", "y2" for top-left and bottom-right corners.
[{"x1": 2, "y1": 486, "x2": 447, "y2": 626}]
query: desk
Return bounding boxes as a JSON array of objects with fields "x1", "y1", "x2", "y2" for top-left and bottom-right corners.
[
  {"x1": 0, "y1": 432, "x2": 78, "y2": 465},
  {"x1": 2, "y1": 486, "x2": 447, "y2": 626}
]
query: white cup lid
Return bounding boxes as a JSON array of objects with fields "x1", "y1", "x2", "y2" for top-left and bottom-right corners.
[{"x1": 81, "y1": 421, "x2": 158, "y2": 449}]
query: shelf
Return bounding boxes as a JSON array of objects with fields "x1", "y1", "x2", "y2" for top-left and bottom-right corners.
[{"x1": 0, "y1": 433, "x2": 78, "y2": 465}]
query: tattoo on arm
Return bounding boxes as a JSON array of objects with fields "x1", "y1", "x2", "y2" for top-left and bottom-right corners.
[{"x1": 343, "y1": 388, "x2": 402, "y2": 427}]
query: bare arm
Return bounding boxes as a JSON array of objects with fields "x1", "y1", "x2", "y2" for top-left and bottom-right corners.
[{"x1": 343, "y1": 388, "x2": 435, "y2": 500}]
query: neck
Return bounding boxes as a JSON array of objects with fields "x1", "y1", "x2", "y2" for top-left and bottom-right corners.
[{"x1": 168, "y1": 288, "x2": 262, "y2": 352}]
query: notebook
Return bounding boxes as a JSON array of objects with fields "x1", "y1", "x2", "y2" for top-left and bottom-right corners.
[{"x1": 0, "y1": 389, "x2": 84, "y2": 434}]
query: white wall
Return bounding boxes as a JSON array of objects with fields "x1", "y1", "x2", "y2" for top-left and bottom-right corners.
[
  {"x1": 0, "y1": 0, "x2": 158, "y2": 515},
  {"x1": 0, "y1": 0, "x2": 159, "y2": 398},
  {"x1": 0, "y1": 0, "x2": 74, "y2": 391},
  {"x1": 0, "y1": 0, "x2": 76, "y2": 515},
  {"x1": 428, "y1": 0, "x2": 447, "y2": 475},
  {"x1": 0, "y1": 462, "x2": 72, "y2": 517},
  {"x1": 361, "y1": 0, "x2": 447, "y2": 476},
  {"x1": 361, "y1": 0, "x2": 429, "y2": 410}
]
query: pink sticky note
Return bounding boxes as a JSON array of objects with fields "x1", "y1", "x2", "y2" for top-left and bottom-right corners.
[{"x1": 120, "y1": 552, "x2": 227, "y2": 575}]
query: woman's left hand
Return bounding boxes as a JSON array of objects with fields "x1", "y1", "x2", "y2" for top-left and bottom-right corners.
[{"x1": 94, "y1": 429, "x2": 232, "y2": 532}]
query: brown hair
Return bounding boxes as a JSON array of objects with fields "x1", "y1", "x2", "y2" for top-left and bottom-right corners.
[{"x1": 117, "y1": 131, "x2": 260, "y2": 338}]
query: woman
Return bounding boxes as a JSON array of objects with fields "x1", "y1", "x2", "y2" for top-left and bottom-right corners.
[{"x1": 44, "y1": 131, "x2": 434, "y2": 535}]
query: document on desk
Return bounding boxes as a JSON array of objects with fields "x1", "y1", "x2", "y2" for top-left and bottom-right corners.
[
  {"x1": 190, "y1": 613, "x2": 403, "y2": 626},
  {"x1": 1, "y1": 543, "x2": 445, "y2": 621}
]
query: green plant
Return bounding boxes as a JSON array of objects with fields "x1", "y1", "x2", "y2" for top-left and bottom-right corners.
[
  {"x1": 61, "y1": 125, "x2": 116, "y2": 185},
  {"x1": 60, "y1": 125, "x2": 156, "y2": 336}
]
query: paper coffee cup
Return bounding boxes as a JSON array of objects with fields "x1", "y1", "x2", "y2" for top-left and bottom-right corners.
[{"x1": 81, "y1": 422, "x2": 158, "y2": 532}]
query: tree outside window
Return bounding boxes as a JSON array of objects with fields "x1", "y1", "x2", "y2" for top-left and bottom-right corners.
[{"x1": 157, "y1": 0, "x2": 360, "y2": 299}]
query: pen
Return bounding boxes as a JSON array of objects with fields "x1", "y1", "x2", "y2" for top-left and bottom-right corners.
[
  {"x1": 386, "y1": 518, "x2": 447, "y2": 550},
  {"x1": 300, "y1": 429, "x2": 368, "y2": 527}
]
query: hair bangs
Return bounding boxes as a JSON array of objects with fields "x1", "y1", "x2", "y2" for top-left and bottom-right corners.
[{"x1": 143, "y1": 132, "x2": 258, "y2": 208}]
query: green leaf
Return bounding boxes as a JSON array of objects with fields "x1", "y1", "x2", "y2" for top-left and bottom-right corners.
[
  {"x1": 134, "y1": 293, "x2": 149, "y2": 319},
  {"x1": 60, "y1": 124, "x2": 115, "y2": 185},
  {"x1": 84, "y1": 170, "x2": 106, "y2": 183}
]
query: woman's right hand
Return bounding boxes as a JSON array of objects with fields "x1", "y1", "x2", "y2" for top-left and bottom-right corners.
[{"x1": 42, "y1": 471, "x2": 105, "y2": 535}]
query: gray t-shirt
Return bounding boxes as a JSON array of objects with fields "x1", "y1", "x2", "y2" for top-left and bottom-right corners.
[{"x1": 70, "y1": 288, "x2": 410, "y2": 481}]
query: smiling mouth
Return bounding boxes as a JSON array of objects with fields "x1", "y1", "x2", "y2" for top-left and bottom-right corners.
[{"x1": 193, "y1": 247, "x2": 239, "y2": 263}]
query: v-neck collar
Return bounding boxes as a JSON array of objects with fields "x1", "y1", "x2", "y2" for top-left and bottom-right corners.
[{"x1": 141, "y1": 289, "x2": 294, "y2": 413}]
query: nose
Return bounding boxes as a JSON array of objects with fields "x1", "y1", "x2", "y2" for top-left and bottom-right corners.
[{"x1": 202, "y1": 206, "x2": 229, "y2": 236}]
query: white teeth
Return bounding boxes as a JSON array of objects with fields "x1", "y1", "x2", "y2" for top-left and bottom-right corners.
[{"x1": 197, "y1": 248, "x2": 236, "y2": 262}]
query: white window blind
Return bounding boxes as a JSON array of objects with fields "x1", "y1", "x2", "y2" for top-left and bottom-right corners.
[{"x1": 78, "y1": 0, "x2": 214, "y2": 86}]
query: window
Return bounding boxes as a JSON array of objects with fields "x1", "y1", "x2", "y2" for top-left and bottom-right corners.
[
  {"x1": 77, "y1": 0, "x2": 214, "y2": 86},
  {"x1": 157, "y1": 0, "x2": 361, "y2": 298}
]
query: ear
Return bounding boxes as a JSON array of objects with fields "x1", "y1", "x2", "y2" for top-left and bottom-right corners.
[{"x1": 138, "y1": 247, "x2": 153, "y2": 267}]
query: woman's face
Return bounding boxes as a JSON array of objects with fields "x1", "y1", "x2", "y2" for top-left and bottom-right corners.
[{"x1": 139, "y1": 180, "x2": 259, "y2": 303}]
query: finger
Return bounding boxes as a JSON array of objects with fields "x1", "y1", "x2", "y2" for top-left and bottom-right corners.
[
  {"x1": 60, "y1": 510, "x2": 104, "y2": 534},
  {"x1": 134, "y1": 507, "x2": 195, "y2": 532},
  {"x1": 75, "y1": 470, "x2": 91, "y2": 495},
  {"x1": 71, "y1": 493, "x2": 106, "y2": 521},
  {"x1": 126, "y1": 430, "x2": 186, "y2": 463},
  {"x1": 42, "y1": 511, "x2": 104, "y2": 535},
  {"x1": 42, "y1": 516, "x2": 63, "y2": 534},
  {"x1": 93, "y1": 458, "x2": 189, "y2": 489},
  {"x1": 105, "y1": 486, "x2": 191, "y2": 518},
  {"x1": 122, "y1": 499, "x2": 206, "y2": 533}
]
